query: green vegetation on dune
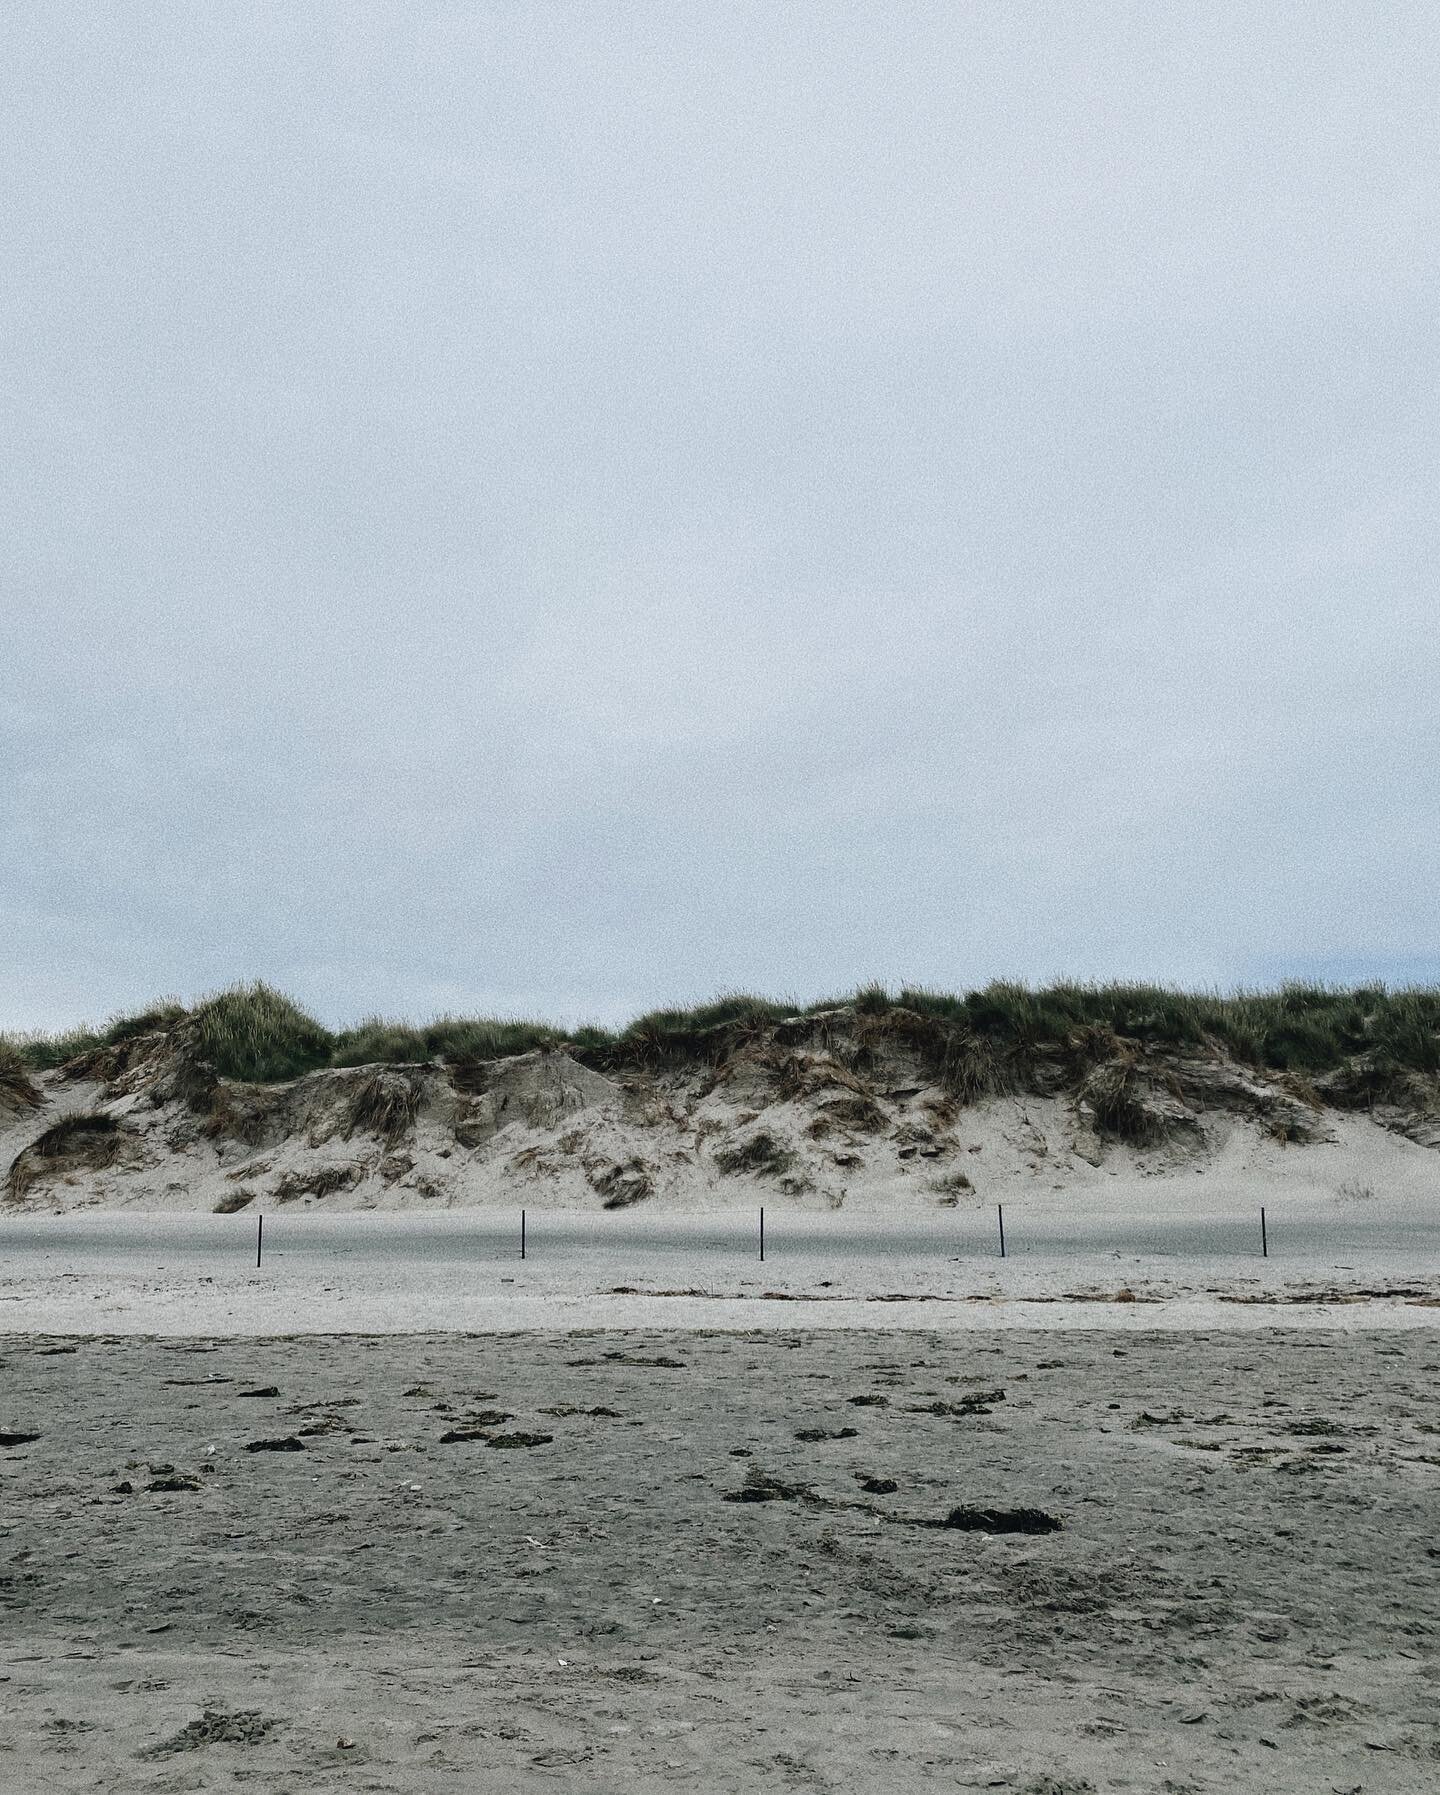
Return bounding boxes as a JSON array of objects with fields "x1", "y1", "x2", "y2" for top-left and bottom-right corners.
[
  {"x1": 5, "y1": 977, "x2": 1439, "y2": 1091},
  {"x1": 422, "y1": 1017, "x2": 563, "y2": 1062},
  {"x1": 329, "y1": 1015, "x2": 565, "y2": 1066},
  {"x1": 0, "y1": 1036, "x2": 44, "y2": 1108},
  {"x1": 5, "y1": 998, "x2": 187, "y2": 1074},
  {"x1": 9, "y1": 1023, "x2": 109, "y2": 1071},
  {"x1": 931, "y1": 979, "x2": 1440, "y2": 1077},
  {"x1": 328, "y1": 1018, "x2": 431, "y2": 1068},
  {"x1": 610, "y1": 993, "x2": 792, "y2": 1065},
  {"x1": 190, "y1": 983, "x2": 334, "y2": 1083}
]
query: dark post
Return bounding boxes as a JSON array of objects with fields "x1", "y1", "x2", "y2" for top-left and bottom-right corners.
[
  {"x1": 1260, "y1": 1206, "x2": 1267, "y2": 1259},
  {"x1": 256, "y1": 1213, "x2": 263, "y2": 1269},
  {"x1": 759, "y1": 1206, "x2": 765, "y2": 1262},
  {"x1": 997, "y1": 1203, "x2": 1006, "y2": 1259},
  {"x1": 521, "y1": 1209, "x2": 526, "y2": 1261}
]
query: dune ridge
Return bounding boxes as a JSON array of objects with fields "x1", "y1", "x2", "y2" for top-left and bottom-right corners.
[{"x1": 4, "y1": 986, "x2": 1437, "y2": 1216}]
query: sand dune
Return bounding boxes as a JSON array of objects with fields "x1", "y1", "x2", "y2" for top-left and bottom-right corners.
[{"x1": 4, "y1": 1004, "x2": 1437, "y2": 1226}]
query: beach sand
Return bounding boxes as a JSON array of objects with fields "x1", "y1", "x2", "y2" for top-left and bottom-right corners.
[{"x1": 3, "y1": 1325, "x2": 1438, "y2": 1791}]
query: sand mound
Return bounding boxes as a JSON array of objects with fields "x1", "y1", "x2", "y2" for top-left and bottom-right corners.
[{"x1": 5, "y1": 1112, "x2": 138, "y2": 1203}]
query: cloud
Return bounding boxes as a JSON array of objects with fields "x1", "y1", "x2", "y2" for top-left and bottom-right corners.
[{"x1": 3, "y1": 3, "x2": 1437, "y2": 1030}]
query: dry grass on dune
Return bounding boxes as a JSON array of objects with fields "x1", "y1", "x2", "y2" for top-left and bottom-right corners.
[
  {"x1": 0, "y1": 1038, "x2": 44, "y2": 1113},
  {"x1": 7, "y1": 980, "x2": 1439, "y2": 1120},
  {"x1": 4, "y1": 1111, "x2": 124, "y2": 1202}
]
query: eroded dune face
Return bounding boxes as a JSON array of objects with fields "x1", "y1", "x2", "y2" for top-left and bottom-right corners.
[{"x1": 2, "y1": 1005, "x2": 1437, "y2": 1214}]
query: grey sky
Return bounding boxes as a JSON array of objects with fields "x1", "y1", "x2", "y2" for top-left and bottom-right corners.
[{"x1": 4, "y1": 3, "x2": 1437, "y2": 1033}]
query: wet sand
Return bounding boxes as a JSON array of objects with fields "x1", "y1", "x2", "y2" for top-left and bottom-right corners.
[{"x1": 3, "y1": 1327, "x2": 1438, "y2": 1791}]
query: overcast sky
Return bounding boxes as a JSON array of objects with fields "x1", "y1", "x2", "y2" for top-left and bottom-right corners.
[{"x1": 3, "y1": 3, "x2": 1437, "y2": 1033}]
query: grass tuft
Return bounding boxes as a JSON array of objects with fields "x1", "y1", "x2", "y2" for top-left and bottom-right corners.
[
  {"x1": 713, "y1": 1129, "x2": 796, "y2": 1177},
  {"x1": 12, "y1": 1025, "x2": 108, "y2": 1072},
  {"x1": 330, "y1": 1020, "x2": 431, "y2": 1067},
  {"x1": 23, "y1": 1112, "x2": 121, "y2": 1155},
  {"x1": 11, "y1": 999, "x2": 188, "y2": 1072},
  {"x1": 1080, "y1": 1056, "x2": 1164, "y2": 1144},
  {"x1": 190, "y1": 984, "x2": 333, "y2": 1083},
  {"x1": 424, "y1": 1016, "x2": 562, "y2": 1063},
  {"x1": 5, "y1": 1112, "x2": 123, "y2": 1201},
  {"x1": 0, "y1": 1038, "x2": 43, "y2": 1109},
  {"x1": 102, "y1": 1001, "x2": 187, "y2": 1045},
  {"x1": 346, "y1": 1069, "x2": 422, "y2": 1140},
  {"x1": 606, "y1": 993, "x2": 792, "y2": 1070}
]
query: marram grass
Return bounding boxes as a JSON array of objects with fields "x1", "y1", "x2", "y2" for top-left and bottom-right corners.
[{"x1": 4, "y1": 978, "x2": 1438, "y2": 1087}]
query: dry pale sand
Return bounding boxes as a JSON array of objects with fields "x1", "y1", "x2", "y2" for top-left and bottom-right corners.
[
  {"x1": 3, "y1": 1325, "x2": 1438, "y2": 1793},
  {"x1": 3, "y1": 1203, "x2": 1438, "y2": 1337},
  {"x1": 12, "y1": 1088, "x2": 1440, "y2": 1220}
]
